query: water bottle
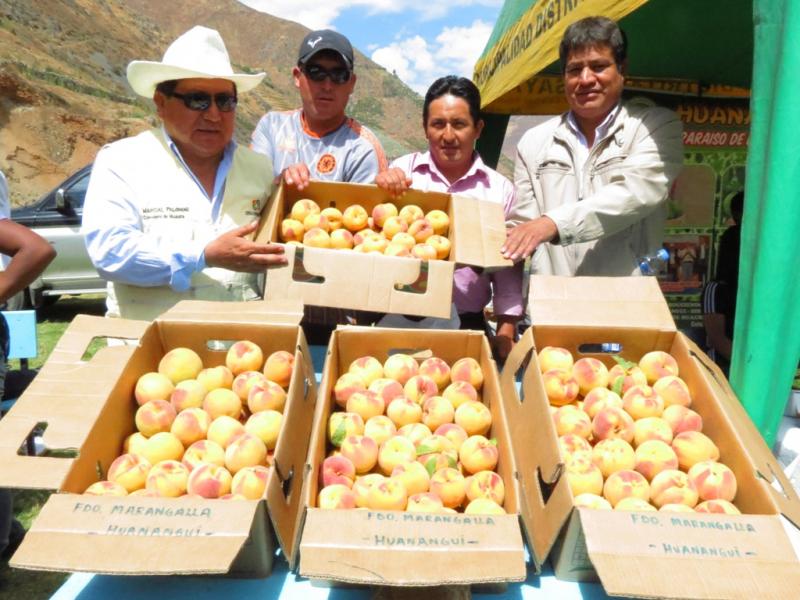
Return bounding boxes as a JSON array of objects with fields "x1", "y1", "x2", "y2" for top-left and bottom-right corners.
[{"x1": 637, "y1": 248, "x2": 669, "y2": 276}]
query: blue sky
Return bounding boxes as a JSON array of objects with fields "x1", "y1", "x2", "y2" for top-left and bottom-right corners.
[{"x1": 237, "y1": 0, "x2": 504, "y2": 94}]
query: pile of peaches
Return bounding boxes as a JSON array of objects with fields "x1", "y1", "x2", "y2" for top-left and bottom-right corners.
[
  {"x1": 83, "y1": 342, "x2": 295, "y2": 501},
  {"x1": 318, "y1": 353, "x2": 507, "y2": 515},
  {"x1": 280, "y1": 198, "x2": 451, "y2": 260},
  {"x1": 540, "y1": 346, "x2": 740, "y2": 514}
]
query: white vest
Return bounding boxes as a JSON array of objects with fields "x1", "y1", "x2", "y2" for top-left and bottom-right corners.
[{"x1": 108, "y1": 130, "x2": 273, "y2": 320}]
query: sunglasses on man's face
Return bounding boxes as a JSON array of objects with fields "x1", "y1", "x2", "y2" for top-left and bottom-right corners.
[
  {"x1": 167, "y1": 91, "x2": 238, "y2": 112},
  {"x1": 301, "y1": 64, "x2": 352, "y2": 84}
]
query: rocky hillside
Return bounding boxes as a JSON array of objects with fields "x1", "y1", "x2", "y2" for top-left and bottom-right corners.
[{"x1": 0, "y1": 0, "x2": 424, "y2": 205}]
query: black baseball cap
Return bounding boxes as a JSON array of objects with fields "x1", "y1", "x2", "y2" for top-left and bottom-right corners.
[{"x1": 298, "y1": 29, "x2": 354, "y2": 69}]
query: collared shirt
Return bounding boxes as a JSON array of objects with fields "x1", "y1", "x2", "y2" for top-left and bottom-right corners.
[
  {"x1": 566, "y1": 104, "x2": 621, "y2": 179},
  {"x1": 82, "y1": 129, "x2": 236, "y2": 292},
  {"x1": 250, "y1": 109, "x2": 387, "y2": 182},
  {"x1": 390, "y1": 151, "x2": 524, "y2": 318}
]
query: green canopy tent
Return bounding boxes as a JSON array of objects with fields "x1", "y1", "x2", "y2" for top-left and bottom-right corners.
[{"x1": 474, "y1": 0, "x2": 800, "y2": 446}]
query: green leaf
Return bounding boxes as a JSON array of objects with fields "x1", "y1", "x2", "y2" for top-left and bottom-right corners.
[
  {"x1": 447, "y1": 454, "x2": 458, "y2": 469},
  {"x1": 416, "y1": 444, "x2": 435, "y2": 456},
  {"x1": 331, "y1": 418, "x2": 347, "y2": 447},
  {"x1": 611, "y1": 376, "x2": 625, "y2": 396},
  {"x1": 489, "y1": 438, "x2": 498, "y2": 446},
  {"x1": 424, "y1": 457, "x2": 436, "y2": 477},
  {"x1": 611, "y1": 355, "x2": 637, "y2": 370}
]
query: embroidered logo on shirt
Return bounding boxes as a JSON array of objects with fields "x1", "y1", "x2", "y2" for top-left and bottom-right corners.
[{"x1": 317, "y1": 153, "x2": 336, "y2": 174}]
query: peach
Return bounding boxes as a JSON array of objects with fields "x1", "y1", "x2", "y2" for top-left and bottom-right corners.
[
  {"x1": 638, "y1": 350, "x2": 680, "y2": 384},
  {"x1": 170, "y1": 407, "x2": 211, "y2": 447},
  {"x1": 429, "y1": 467, "x2": 467, "y2": 508},
  {"x1": 542, "y1": 368, "x2": 580, "y2": 407},
  {"x1": 135, "y1": 399, "x2": 177, "y2": 437},
  {"x1": 363, "y1": 235, "x2": 389, "y2": 254},
  {"x1": 263, "y1": 350, "x2": 295, "y2": 388},
  {"x1": 653, "y1": 375, "x2": 692, "y2": 408},
  {"x1": 328, "y1": 412, "x2": 365, "y2": 447},
  {"x1": 592, "y1": 438, "x2": 636, "y2": 478},
  {"x1": 334, "y1": 372, "x2": 367, "y2": 408},
  {"x1": 659, "y1": 503, "x2": 696, "y2": 513},
  {"x1": 572, "y1": 357, "x2": 610, "y2": 396},
  {"x1": 419, "y1": 449, "x2": 459, "y2": 477},
  {"x1": 695, "y1": 499, "x2": 741, "y2": 515},
  {"x1": 581, "y1": 387, "x2": 623, "y2": 419},
  {"x1": 340, "y1": 434, "x2": 379, "y2": 474},
  {"x1": 386, "y1": 397, "x2": 423, "y2": 428},
  {"x1": 552, "y1": 405, "x2": 592, "y2": 439},
  {"x1": 418, "y1": 357, "x2": 451, "y2": 391},
  {"x1": 141, "y1": 431, "x2": 184, "y2": 465},
  {"x1": 607, "y1": 364, "x2": 648, "y2": 396},
  {"x1": 406, "y1": 492, "x2": 444, "y2": 513},
  {"x1": 290, "y1": 198, "x2": 321, "y2": 223},
  {"x1": 442, "y1": 381, "x2": 479, "y2": 409},
  {"x1": 603, "y1": 469, "x2": 650, "y2": 507},
  {"x1": 422, "y1": 396, "x2": 455, "y2": 431},
  {"x1": 622, "y1": 385, "x2": 665, "y2": 420},
  {"x1": 408, "y1": 218, "x2": 434, "y2": 243},
  {"x1": 687, "y1": 460, "x2": 737, "y2": 502},
  {"x1": 369, "y1": 378, "x2": 406, "y2": 409},
  {"x1": 426, "y1": 235, "x2": 451, "y2": 260},
  {"x1": 366, "y1": 478, "x2": 408, "y2": 511},
  {"x1": 404, "y1": 375, "x2": 439, "y2": 404},
  {"x1": 123, "y1": 432, "x2": 149, "y2": 456},
  {"x1": 182, "y1": 439, "x2": 226, "y2": 471},
  {"x1": 573, "y1": 493, "x2": 612, "y2": 510},
  {"x1": 303, "y1": 212, "x2": 331, "y2": 233},
  {"x1": 247, "y1": 380, "x2": 287, "y2": 414},
  {"x1": 632, "y1": 416, "x2": 674, "y2": 446},
  {"x1": 145, "y1": 460, "x2": 190, "y2": 497},
  {"x1": 231, "y1": 465, "x2": 271, "y2": 500},
  {"x1": 231, "y1": 370, "x2": 268, "y2": 401},
  {"x1": 108, "y1": 453, "x2": 151, "y2": 493},
  {"x1": 434, "y1": 423, "x2": 469, "y2": 451},
  {"x1": 382, "y1": 216, "x2": 408, "y2": 240},
  {"x1": 348, "y1": 355, "x2": 384, "y2": 387},
  {"x1": 450, "y1": 357, "x2": 484, "y2": 390},
  {"x1": 203, "y1": 387, "x2": 242, "y2": 420},
  {"x1": 454, "y1": 400, "x2": 492, "y2": 437},
  {"x1": 378, "y1": 435, "x2": 417, "y2": 475},
  {"x1": 170, "y1": 379, "x2": 208, "y2": 413},
  {"x1": 134, "y1": 371, "x2": 175, "y2": 405},
  {"x1": 464, "y1": 470, "x2": 505, "y2": 505},
  {"x1": 352, "y1": 473, "x2": 386, "y2": 508},
  {"x1": 318, "y1": 484, "x2": 358, "y2": 509},
  {"x1": 425, "y1": 209, "x2": 450, "y2": 236},
  {"x1": 464, "y1": 498, "x2": 505, "y2": 515},
  {"x1": 383, "y1": 353, "x2": 419, "y2": 386},
  {"x1": 186, "y1": 463, "x2": 232, "y2": 498},
  {"x1": 353, "y1": 228, "x2": 381, "y2": 246},
  {"x1": 346, "y1": 390, "x2": 384, "y2": 422},
  {"x1": 384, "y1": 242, "x2": 411, "y2": 257},
  {"x1": 591, "y1": 406, "x2": 635, "y2": 443},
  {"x1": 206, "y1": 415, "x2": 246, "y2": 449},
  {"x1": 225, "y1": 432, "x2": 267, "y2": 474},
  {"x1": 196, "y1": 365, "x2": 234, "y2": 392},
  {"x1": 364, "y1": 415, "x2": 398, "y2": 446},
  {"x1": 158, "y1": 347, "x2": 204, "y2": 384},
  {"x1": 303, "y1": 227, "x2": 331, "y2": 248},
  {"x1": 342, "y1": 204, "x2": 369, "y2": 232},
  {"x1": 614, "y1": 497, "x2": 657, "y2": 512},
  {"x1": 321, "y1": 455, "x2": 357, "y2": 488},
  {"x1": 280, "y1": 218, "x2": 305, "y2": 242},
  {"x1": 459, "y1": 435, "x2": 498, "y2": 474},
  {"x1": 634, "y1": 440, "x2": 679, "y2": 481},
  {"x1": 245, "y1": 409, "x2": 282, "y2": 450},
  {"x1": 84, "y1": 481, "x2": 128, "y2": 496},
  {"x1": 390, "y1": 461, "x2": 430, "y2": 496},
  {"x1": 397, "y1": 422, "x2": 433, "y2": 446},
  {"x1": 565, "y1": 454, "x2": 604, "y2": 497},
  {"x1": 398, "y1": 204, "x2": 425, "y2": 225},
  {"x1": 330, "y1": 228, "x2": 354, "y2": 249},
  {"x1": 537, "y1": 346, "x2": 575, "y2": 373},
  {"x1": 662, "y1": 405, "x2": 704, "y2": 435},
  {"x1": 415, "y1": 434, "x2": 455, "y2": 460},
  {"x1": 672, "y1": 431, "x2": 720, "y2": 470},
  {"x1": 649, "y1": 469, "x2": 699, "y2": 509},
  {"x1": 391, "y1": 231, "x2": 417, "y2": 250},
  {"x1": 372, "y1": 202, "x2": 399, "y2": 228},
  {"x1": 225, "y1": 341, "x2": 264, "y2": 376},
  {"x1": 558, "y1": 434, "x2": 593, "y2": 459}
]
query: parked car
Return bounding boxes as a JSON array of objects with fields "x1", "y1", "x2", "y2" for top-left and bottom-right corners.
[{"x1": 7, "y1": 164, "x2": 106, "y2": 309}]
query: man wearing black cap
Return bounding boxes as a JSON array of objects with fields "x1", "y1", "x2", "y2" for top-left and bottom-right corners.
[{"x1": 251, "y1": 29, "x2": 387, "y2": 190}]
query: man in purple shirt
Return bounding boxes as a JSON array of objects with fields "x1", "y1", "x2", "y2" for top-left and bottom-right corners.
[{"x1": 376, "y1": 76, "x2": 523, "y2": 360}]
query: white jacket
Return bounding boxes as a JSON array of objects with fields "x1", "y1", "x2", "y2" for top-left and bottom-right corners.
[{"x1": 510, "y1": 101, "x2": 683, "y2": 276}]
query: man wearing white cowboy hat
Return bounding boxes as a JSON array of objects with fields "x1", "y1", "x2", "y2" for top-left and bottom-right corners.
[{"x1": 82, "y1": 26, "x2": 287, "y2": 321}]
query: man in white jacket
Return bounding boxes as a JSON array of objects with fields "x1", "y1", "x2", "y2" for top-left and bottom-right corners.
[{"x1": 502, "y1": 16, "x2": 683, "y2": 276}]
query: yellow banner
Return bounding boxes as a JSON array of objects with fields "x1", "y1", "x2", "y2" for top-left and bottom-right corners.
[{"x1": 474, "y1": 0, "x2": 648, "y2": 112}]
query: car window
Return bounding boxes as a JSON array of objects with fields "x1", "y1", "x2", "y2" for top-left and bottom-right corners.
[{"x1": 64, "y1": 171, "x2": 91, "y2": 210}]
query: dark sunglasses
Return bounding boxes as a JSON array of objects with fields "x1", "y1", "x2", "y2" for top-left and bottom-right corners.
[
  {"x1": 166, "y1": 91, "x2": 238, "y2": 112},
  {"x1": 301, "y1": 64, "x2": 352, "y2": 84}
]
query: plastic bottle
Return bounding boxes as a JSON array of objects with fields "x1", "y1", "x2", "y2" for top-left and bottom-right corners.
[{"x1": 637, "y1": 248, "x2": 670, "y2": 276}]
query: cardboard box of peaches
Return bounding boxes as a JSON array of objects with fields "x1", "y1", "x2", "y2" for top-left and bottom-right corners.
[
  {"x1": 0, "y1": 299, "x2": 317, "y2": 577},
  {"x1": 499, "y1": 275, "x2": 800, "y2": 599},
  {"x1": 254, "y1": 179, "x2": 512, "y2": 319}
]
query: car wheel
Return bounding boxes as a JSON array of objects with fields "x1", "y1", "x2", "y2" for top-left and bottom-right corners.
[{"x1": 3, "y1": 289, "x2": 32, "y2": 310}]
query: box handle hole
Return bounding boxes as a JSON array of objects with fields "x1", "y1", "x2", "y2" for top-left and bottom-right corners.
[
  {"x1": 291, "y1": 247, "x2": 325, "y2": 285},
  {"x1": 536, "y1": 463, "x2": 563, "y2": 504},
  {"x1": 577, "y1": 342, "x2": 622, "y2": 355},
  {"x1": 393, "y1": 261, "x2": 430, "y2": 295}
]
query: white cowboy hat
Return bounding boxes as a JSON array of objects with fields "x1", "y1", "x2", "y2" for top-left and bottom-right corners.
[{"x1": 126, "y1": 26, "x2": 265, "y2": 97}]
